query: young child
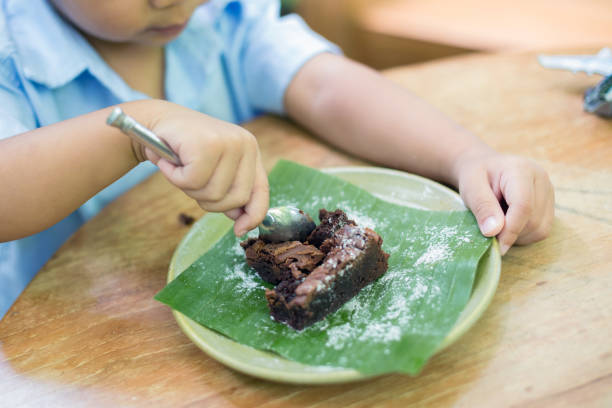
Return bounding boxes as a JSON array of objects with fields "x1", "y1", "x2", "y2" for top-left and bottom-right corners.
[{"x1": 0, "y1": 0, "x2": 554, "y2": 318}]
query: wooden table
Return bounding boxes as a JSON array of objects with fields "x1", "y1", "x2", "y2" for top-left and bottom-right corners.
[
  {"x1": 1, "y1": 49, "x2": 611, "y2": 407},
  {"x1": 297, "y1": 0, "x2": 612, "y2": 69},
  {"x1": 358, "y1": 0, "x2": 612, "y2": 50}
]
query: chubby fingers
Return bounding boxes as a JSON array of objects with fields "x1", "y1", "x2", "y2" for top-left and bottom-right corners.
[
  {"x1": 190, "y1": 145, "x2": 256, "y2": 211},
  {"x1": 195, "y1": 153, "x2": 268, "y2": 237},
  {"x1": 496, "y1": 168, "x2": 535, "y2": 255},
  {"x1": 232, "y1": 155, "x2": 269, "y2": 236},
  {"x1": 224, "y1": 207, "x2": 244, "y2": 221},
  {"x1": 513, "y1": 168, "x2": 555, "y2": 246},
  {"x1": 459, "y1": 155, "x2": 554, "y2": 256},
  {"x1": 459, "y1": 167, "x2": 505, "y2": 239},
  {"x1": 152, "y1": 133, "x2": 218, "y2": 191}
]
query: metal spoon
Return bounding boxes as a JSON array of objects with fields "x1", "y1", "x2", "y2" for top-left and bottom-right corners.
[
  {"x1": 106, "y1": 107, "x2": 315, "y2": 242},
  {"x1": 258, "y1": 206, "x2": 315, "y2": 243},
  {"x1": 106, "y1": 107, "x2": 182, "y2": 166}
]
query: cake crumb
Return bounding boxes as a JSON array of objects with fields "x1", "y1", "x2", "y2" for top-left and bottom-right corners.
[{"x1": 178, "y1": 213, "x2": 195, "y2": 226}]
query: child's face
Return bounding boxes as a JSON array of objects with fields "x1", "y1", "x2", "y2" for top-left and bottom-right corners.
[{"x1": 50, "y1": 0, "x2": 208, "y2": 46}]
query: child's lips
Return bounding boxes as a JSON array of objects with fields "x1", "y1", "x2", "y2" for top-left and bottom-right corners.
[{"x1": 148, "y1": 21, "x2": 188, "y2": 37}]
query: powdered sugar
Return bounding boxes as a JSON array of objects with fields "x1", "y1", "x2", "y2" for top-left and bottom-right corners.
[
  {"x1": 225, "y1": 205, "x2": 479, "y2": 354},
  {"x1": 324, "y1": 258, "x2": 338, "y2": 269},
  {"x1": 407, "y1": 279, "x2": 429, "y2": 301},
  {"x1": 348, "y1": 213, "x2": 377, "y2": 230},
  {"x1": 231, "y1": 240, "x2": 246, "y2": 257},
  {"x1": 359, "y1": 322, "x2": 401, "y2": 343},
  {"x1": 223, "y1": 263, "x2": 262, "y2": 293},
  {"x1": 415, "y1": 243, "x2": 451, "y2": 266},
  {"x1": 413, "y1": 224, "x2": 474, "y2": 267},
  {"x1": 325, "y1": 323, "x2": 354, "y2": 350},
  {"x1": 338, "y1": 228, "x2": 366, "y2": 249},
  {"x1": 223, "y1": 241, "x2": 264, "y2": 294}
]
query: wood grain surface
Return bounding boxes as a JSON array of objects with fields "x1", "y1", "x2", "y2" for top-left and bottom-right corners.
[
  {"x1": 358, "y1": 0, "x2": 612, "y2": 51},
  {"x1": 1, "y1": 49, "x2": 611, "y2": 407},
  {"x1": 297, "y1": 0, "x2": 612, "y2": 69}
]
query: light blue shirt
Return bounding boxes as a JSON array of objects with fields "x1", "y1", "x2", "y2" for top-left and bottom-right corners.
[{"x1": 0, "y1": 0, "x2": 339, "y2": 319}]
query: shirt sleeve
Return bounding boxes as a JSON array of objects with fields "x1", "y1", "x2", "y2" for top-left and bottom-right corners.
[
  {"x1": 240, "y1": 1, "x2": 342, "y2": 114},
  {"x1": 0, "y1": 57, "x2": 36, "y2": 140}
]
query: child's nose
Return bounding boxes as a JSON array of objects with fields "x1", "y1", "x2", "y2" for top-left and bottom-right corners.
[{"x1": 149, "y1": 0, "x2": 185, "y2": 9}]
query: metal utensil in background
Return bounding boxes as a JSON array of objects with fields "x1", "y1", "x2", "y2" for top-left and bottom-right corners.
[
  {"x1": 537, "y1": 48, "x2": 612, "y2": 76},
  {"x1": 106, "y1": 107, "x2": 315, "y2": 241},
  {"x1": 538, "y1": 48, "x2": 612, "y2": 118}
]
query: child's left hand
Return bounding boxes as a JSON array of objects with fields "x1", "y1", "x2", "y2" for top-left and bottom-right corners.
[{"x1": 454, "y1": 152, "x2": 555, "y2": 255}]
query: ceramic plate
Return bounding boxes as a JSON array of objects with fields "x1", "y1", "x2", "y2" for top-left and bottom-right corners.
[{"x1": 167, "y1": 166, "x2": 501, "y2": 384}]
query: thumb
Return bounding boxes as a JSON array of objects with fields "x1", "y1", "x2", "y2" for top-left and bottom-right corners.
[
  {"x1": 460, "y1": 174, "x2": 505, "y2": 237},
  {"x1": 233, "y1": 158, "x2": 269, "y2": 236}
]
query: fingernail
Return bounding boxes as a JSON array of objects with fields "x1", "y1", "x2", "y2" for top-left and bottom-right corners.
[
  {"x1": 499, "y1": 243, "x2": 510, "y2": 255},
  {"x1": 481, "y1": 217, "x2": 499, "y2": 236}
]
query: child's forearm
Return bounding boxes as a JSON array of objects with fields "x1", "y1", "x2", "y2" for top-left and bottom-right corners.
[
  {"x1": 0, "y1": 99, "x2": 165, "y2": 242},
  {"x1": 285, "y1": 53, "x2": 494, "y2": 187},
  {"x1": 287, "y1": 54, "x2": 555, "y2": 253}
]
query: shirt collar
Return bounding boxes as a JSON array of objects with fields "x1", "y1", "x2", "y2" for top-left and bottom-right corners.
[
  {"x1": 4, "y1": 0, "x2": 239, "y2": 92},
  {"x1": 4, "y1": 0, "x2": 100, "y2": 88}
]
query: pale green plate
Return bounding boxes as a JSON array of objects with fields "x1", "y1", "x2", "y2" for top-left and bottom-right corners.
[{"x1": 167, "y1": 166, "x2": 501, "y2": 384}]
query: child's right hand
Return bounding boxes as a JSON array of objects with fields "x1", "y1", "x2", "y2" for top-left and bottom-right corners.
[{"x1": 135, "y1": 102, "x2": 269, "y2": 237}]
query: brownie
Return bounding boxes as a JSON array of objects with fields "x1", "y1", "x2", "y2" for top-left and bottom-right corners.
[
  {"x1": 242, "y1": 209, "x2": 389, "y2": 330},
  {"x1": 306, "y1": 209, "x2": 356, "y2": 248},
  {"x1": 241, "y1": 239, "x2": 324, "y2": 285}
]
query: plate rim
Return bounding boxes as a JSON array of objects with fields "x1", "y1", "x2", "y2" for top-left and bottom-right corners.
[{"x1": 166, "y1": 165, "x2": 501, "y2": 384}]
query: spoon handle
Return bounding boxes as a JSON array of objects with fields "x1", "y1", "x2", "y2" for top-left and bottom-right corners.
[{"x1": 106, "y1": 107, "x2": 182, "y2": 166}]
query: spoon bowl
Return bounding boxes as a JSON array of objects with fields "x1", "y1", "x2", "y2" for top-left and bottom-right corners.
[{"x1": 258, "y1": 206, "x2": 315, "y2": 243}]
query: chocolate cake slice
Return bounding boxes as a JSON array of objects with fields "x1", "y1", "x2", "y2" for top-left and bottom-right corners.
[
  {"x1": 306, "y1": 209, "x2": 356, "y2": 247},
  {"x1": 242, "y1": 209, "x2": 389, "y2": 330},
  {"x1": 241, "y1": 239, "x2": 324, "y2": 284}
]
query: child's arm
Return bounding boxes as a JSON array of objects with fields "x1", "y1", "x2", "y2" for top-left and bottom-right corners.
[
  {"x1": 0, "y1": 100, "x2": 268, "y2": 242},
  {"x1": 285, "y1": 53, "x2": 554, "y2": 255}
]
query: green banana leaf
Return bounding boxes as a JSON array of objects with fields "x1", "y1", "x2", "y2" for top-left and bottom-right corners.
[{"x1": 155, "y1": 160, "x2": 492, "y2": 375}]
